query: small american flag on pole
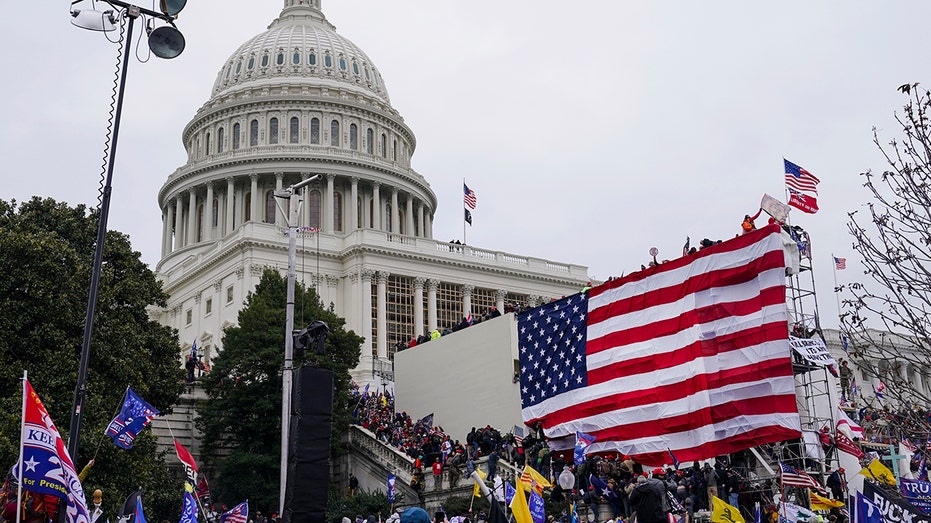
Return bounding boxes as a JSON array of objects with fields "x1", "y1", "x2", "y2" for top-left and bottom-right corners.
[
  {"x1": 220, "y1": 501, "x2": 248, "y2": 523},
  {"x1": 463, "y1": 182, "x2": 477, "y2": 209},
  {"x1": 779, "y1": 462, "x2": 827, "y2": 494},
  {"x1": 834, "y1": 257, "x2": 846, "y2": 270}
]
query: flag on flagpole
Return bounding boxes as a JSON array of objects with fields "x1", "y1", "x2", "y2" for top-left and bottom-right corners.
[
  {"x1": 174, "y1": 439, "x2": 199, "y2": 487},
  {"x1": 711, "y1": 496, "x2": 745, "y2": 523},
  {"x1": 516, "y1": 225, "x2": 800, "y2": 465},
  {"x1": 834, "y1": 257, "x2": 847, "y2": 270},
  {"x1": 574, "y1": 431, "x2": 596, "y2": 465},
  {"x1": 191, "y1": 339, "x2": 198, "y2": 360},
  {"x1": 387, "y1": 473, "x2": 396, "y2": 503},
  {"x1": 859, "y1": 458, "x2": 896, "y2": 486},
  {"x1": 510, "y1": 476, "x2": 533, "y2": 523},
  {"x1": 528, "y1": 489, "x2": 546, "y2": 523},
  {"x1": 180, "y1": 491, "x2": 198, "y2": 523},
  {"x1": 855, "y1": 492, "x2": 883, "y2": 523},
  {"x1": 19, "y1": 379, "x2": 90, "y2": 523},
  {"x1": 464, "y1": 208, "x2": 472, "y2": 226},
  {"x1": 520, "y1": 465, "x2": 552, "y2": 493},
  {"x1": 837, "y1": 406, "x2": 865, "y2": 439},
  {"x1": 463, "y1": 182, "x2": 477, "y2": 209},
  {"x1": 779, "y1": 462, "x2": 827, "y2": 493},
  {"x1": 105, "y1": 387, "x2": 160, "y2": 449},
  {"x1": 809, "y1": 491, "x2": 844, "y2": 510},
  {"x1": 874, "y1": 381, "x2": 886, "y2": 399},
  {"x1": 667, "y1": 448, "x2": 680, "y2": 469},
  {"x1": 835, "y1": 430, "x2": 865, "y2": 459},
  {"x1": 473, "y1": 467, "x2": 487, "y2": 498},
  {"x1": 195, "y1": 475, "x2": 211, "y2": 502},
  {"x1": 220, "y1": 501, "x2": 248, "y2": 523},
  {"x1": 784, "y1": 159, "x2": 820, "y2": 214}
]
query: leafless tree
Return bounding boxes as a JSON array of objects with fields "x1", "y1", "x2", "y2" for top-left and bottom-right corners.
[{"x1": 842, "y1": 83, "x2": 931, "y2": 409}]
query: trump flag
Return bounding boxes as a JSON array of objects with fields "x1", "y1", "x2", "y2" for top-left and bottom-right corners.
[
  {"x1": 516, "y1": 224, "x2": 800, "y2": 466},
  {"x1": 105, "y1": 387, "x2": 160, "y2": 449},
  {"x1": 20, "y1": 379, "x2": 90, "y2": 523}
]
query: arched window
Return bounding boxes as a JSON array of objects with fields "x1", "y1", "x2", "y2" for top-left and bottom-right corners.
[
  {"x1": 205, "y1": 132, "x2": 211, "y2": 156},
  {"x1": 384, "y1": 204, "x2": 392, "y2": 232},
  {"x1": 247, "y1": 56, "x2": 254, "y2": 70},
  {"x1": 244, "y1": 192, "x2": 252, "y2": 221},
  {"x1": 264, "y1": 191, "x2": 276, "y2": 223},
  {"x1": 366, "y1": 128, "x2": 374, "y2": 154},
  {"x1": 261, "y1": 54, "x2": 269, "y2": 67},
  {"x1": 292, "y1": 50, "x2": 301, "y2": 65},
  {"x1": 290, "y1": 117, "x2": 299, "y2": 143},
  {"x1": 211, "y1": 198, "x2": 219, "y2": 227},
  {"x1": 309, "y1": 52, "x2": 317, "y2": 66},
  {"x1": 380, "y1": 133, "x2": 387, "y2": 158},
  {"x1": 217, "y1": 128, "x2": 225, "y2": 153},
  {"x1": 324, "y1": 53, "x2": 332, "y2": 68},
  {"x1": 276, "y1": 52, "x2": 284, "y2": 66},
  {"x1": 352, "y1": 61, "x2": 360, "y2": 75},
  {"x1": 392, "y1": 139, "x2": 397, "y2": 160},
  {"x1": 269, "y1": 118, "x2": 279, "y2": 144},
  {"x1": 308, "y1": 190, "x2": 322, "y2": 230},
  {"x1": 330, "y1": 120, "x2": 340, "y2": 147},
  {"x1": 235, "y1": 60, "x2": 242, "y2": 73},
  {"x1": 349, "y1": 124, "x2": 358, "y2": 150},
  {"x1": 369, "y1": 199, "x2": 374, "y2": 228},
  {"x1": 233, "y1": 123, "x2": 241, "y2": 149},
  {"x1": 250, "y1": 119, "x2": 258, "y2": 146},
  {"x1": 334, "y1": 192, "x2": 343, "y2": 232},
  {"x1": 339, "y1": 56, "x2": 347, "y2": 70},
  {"x1": 310, "y1": 118, "x2": 320, "y2": 144}
]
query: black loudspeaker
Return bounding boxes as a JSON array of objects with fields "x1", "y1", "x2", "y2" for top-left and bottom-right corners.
[{"x1": 284, "y1": 366, "x2": 333, "y2": 523}]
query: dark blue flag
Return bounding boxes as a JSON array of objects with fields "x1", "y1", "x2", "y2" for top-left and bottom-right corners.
[
  {"x1": 180, "y1": 491, "x2": 198, "y2": 523},
  {"x1": 529, "y1": 489, "x2": 545, "y2": 523},
  {"x1": 106, "y1": 387, "x2": 160, "y2": 449},
  {"x1": 387, "y1": 473, "x2": 396, "y2": 503}
]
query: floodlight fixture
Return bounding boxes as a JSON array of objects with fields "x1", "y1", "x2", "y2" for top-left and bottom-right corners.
[{"x1": 71, "y1": 8, "x2": 117, "y2": 32}]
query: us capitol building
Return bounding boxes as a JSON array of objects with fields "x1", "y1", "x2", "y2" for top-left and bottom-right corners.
[{"x1": 154, "y1": 0, "x2": 591, "y2": 384}]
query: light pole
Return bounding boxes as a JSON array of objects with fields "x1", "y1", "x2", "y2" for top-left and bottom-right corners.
[
  {"x1": 67, "y1": 0, "x2": 187, "y2": 464},
  {"x1": 274, "y1": 174, "x2": 322, "y2": 516}
]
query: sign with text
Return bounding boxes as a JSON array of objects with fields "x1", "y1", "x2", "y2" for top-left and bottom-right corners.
[
  {"x1": 789, "y1": 336, "x2": 837, "y2": 368},
  {"x1": 901, "y1": 479, "x2": 931, "y2": 515}
]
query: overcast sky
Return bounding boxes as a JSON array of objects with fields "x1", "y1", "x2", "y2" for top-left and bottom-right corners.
[{"x1": 4, "y1": 1, "x2": 929, "y2": 329}]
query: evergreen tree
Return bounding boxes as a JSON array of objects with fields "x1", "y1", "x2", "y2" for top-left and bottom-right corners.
[
  {"x1": 197, "y1": 269, "x2": 363, "y2": 514},
  {"x1": 0, "y1": 197, "x2": 185, "y2": 521}
]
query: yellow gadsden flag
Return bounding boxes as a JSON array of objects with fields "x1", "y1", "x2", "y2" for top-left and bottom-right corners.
[
  {"x1": 520, "y1": 465, "x2": 552, "y2": 493},
  {"x1": 712, "y1": 495, "x2": 746, "y2": 523},
  {"x1": 472, "y1": 467, "x2": 487, "y2": 497},
  {"x1": 810, "y1": 491, "x2": 845, "y2": 511},
  {"x1": 859, "y1": 458, "x2": 897, "y2": 486}
]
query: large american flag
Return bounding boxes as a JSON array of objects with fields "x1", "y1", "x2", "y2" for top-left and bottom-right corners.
[
  {"x1": 516, "y1": 224, "x2": 800, "y2": 466},
  {"x1": 220, "y1": 501, "x2": 248, "y2": 523},
  {"x1": 784, "y1": 159, "x2": 820, "y2": 214},
  {"x1": 779, "y1": 462, "x2": 827, "y2": 493}
]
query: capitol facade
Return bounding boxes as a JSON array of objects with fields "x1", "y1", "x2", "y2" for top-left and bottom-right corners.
[{"x1": 154, "y1": 0, "x2": 591, "y2": 383}]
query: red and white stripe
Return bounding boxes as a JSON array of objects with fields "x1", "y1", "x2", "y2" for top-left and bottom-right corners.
[
  {"x1": 785, "y1": 171, "x2": 820, "y2": 194},
  {"x1": 525, "y1": 225, "x2": 800, "y2": 466}
]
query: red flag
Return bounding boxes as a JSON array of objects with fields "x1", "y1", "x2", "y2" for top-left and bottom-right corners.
[
  {"x1": 516, "y1": 225, "x2": 801, "y2": 466},
  {"x1": 785, "y1": 159, "x2": 820, "y2": 214},
  {"x1": 835, "y1": 430, "x2": 865, "y2": 458},
  {"x1": 195, "y1": 475, "x2": 211, "y2": 501},
  {"x1": 174, "y1": 439, "x2": 198, "y2": 487}
]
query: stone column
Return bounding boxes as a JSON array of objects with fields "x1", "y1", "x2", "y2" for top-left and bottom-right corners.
[
  {"x1": 350, "y1": 177, "x2": 359, "y2": 231},
  {"x1": 417, "y1": 201, "x2": 425, "y2": 238},
  {"x1": 427, "y1": 279, "x2": 438, "y2": 332},
  {"x1": 372, "y1": 182, "x2": 382, "y2": 231},
  {"x1": 414, "y1": 277, "x2": 425, "y2": 337},
  {"x1": 390, "y1": 187, "x2": 400, "y2": 234},
  {"x1": 361, "y1": 269, "x2": 374, "y2": 358},
  {"x1": 463, "y1": 284, "x2": 473, "y2": 320},
  {"x1": 376, "y1": 271, "x2": 388, "y2": 358},
  {"x1": 324, "y1": 174, "x2": 335, "y2": 233},
  {"x1": 275, "y1": 172, "x2": 285, "y2": 227},
  {"x1": 496, "y1": 289, "x2": 507, "y2": 314},
  {"x1": 300, "y1": 172, "x2": 311, "y2": 228},
  {"x1": 250, "y1": 173, "x2": 259, "y2": 223},
  {"x1": 405, "y1": 194, "x2": 414, "y2": 236},
  {"x1": 173, "y1": 194, "x2": 183, "y2": 249},
  {"x1": 204, "y1": 182, "x2": 214, "y2": 241},
  {"x1": 162, "y1": 202, "x2": 173, "y2": 256},
  {"x1": 187, "y1": 187, "x2": 197, "y2": 244},
  {"x1": 425, "y1": 210, "x2": 433, "y2": 240},
  {"x1": 225, "y1": 177, "x2": 235, "y2": 234}
]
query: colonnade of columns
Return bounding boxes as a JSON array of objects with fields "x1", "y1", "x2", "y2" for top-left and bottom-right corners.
[
  {"x1": 359, "y1": 269, "x2": 511, "y2": 359},
  {"x1": 161, "y1": 172, "x2": 434, "y2": 257}
]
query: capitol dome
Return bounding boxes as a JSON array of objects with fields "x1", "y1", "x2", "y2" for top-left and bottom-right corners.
[{"x1": 211, "y1": 0, "x2": 390, "y2": 104}]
